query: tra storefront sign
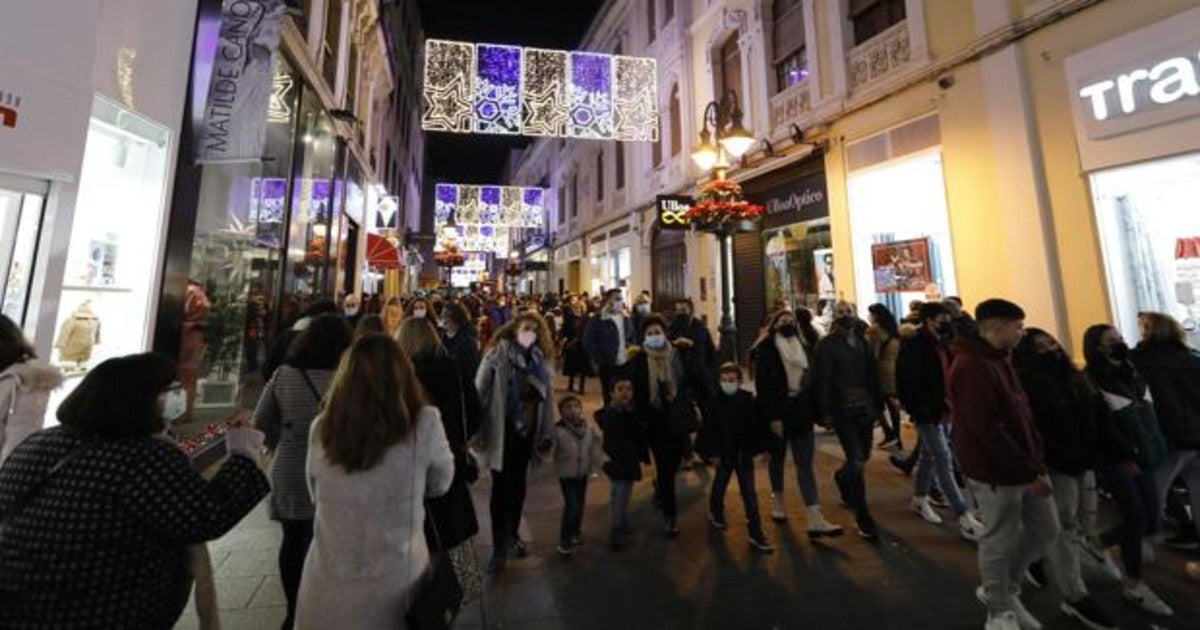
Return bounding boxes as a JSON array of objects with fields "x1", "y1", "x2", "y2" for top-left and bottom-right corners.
[
  {"x1": 748, "y1": 170, "x2": 828, "y2": 223},
  {"x1": 655, "y1": 195, "x2": 694, "y2": 230},
  {"x1": 1066, "y1": 6, "x2": 1200, "y2": 142}
]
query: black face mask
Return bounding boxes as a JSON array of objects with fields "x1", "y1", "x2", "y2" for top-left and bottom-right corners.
[
  {"x1": 1108, "y1": 342, "x2": 1130, "y2": 362},
  {"x1": 935, "y1": 321, "x2": 954, "y2": 338},
  {"x1": 778, "y1": 324, "x2": 798, "y2": 338},
  {"x1": 674, "y1": 314, "x2": 690, "y2": 327},
  {"x1": 1037, "y1": 350, "x2": 1069, "y2": 371},
  {"x1": 835, "y1": 316, "x2": 857, "y2": 331}
]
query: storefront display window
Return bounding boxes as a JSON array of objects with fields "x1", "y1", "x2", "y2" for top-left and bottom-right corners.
[
  {"x1": 763, "y1": 219, "x2": 832, "y2": 313},
  {"x1": 846, "y1": 150, "x2": 956, "y2": 315},
  {"x1": 284, "y1": 88, "x2": 337, "y2": 307},
  {"x1": 0, "y1": 178, "x2": 47, "y2": 328},
  {"x1": 1091, "y1": 151, "x2": 1200, "y2": 345},
  {"x1": 181, "y1": 56, "x2": 299, "y2": 419}
]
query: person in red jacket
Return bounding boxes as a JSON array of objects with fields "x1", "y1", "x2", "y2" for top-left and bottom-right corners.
[{"x1": 947, "y1": 299, "x2": 1059, "y2": 630}]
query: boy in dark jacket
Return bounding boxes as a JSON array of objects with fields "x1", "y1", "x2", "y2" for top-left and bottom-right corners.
[
  {"x1": 698, "y1": 363, "x2": 773, "y2": 552},
  {"x1": 596, "y1": 375, "x2": 649, "y2": 549}
]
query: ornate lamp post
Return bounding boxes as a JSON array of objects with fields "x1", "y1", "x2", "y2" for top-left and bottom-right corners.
[{"x1": 690, "y1": 90, "x2": 758, "y2": 363}]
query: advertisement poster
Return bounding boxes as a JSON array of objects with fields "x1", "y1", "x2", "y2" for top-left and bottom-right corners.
[
  {"x1": 813, "y1": 248, "x2": 835, "y2": 299},
  {"x1": 871, "y1": 237, "x2": 933, "y2": 293}
]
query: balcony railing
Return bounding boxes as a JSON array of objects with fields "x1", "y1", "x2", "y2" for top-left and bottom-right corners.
[
  {"x1": 769, "y1": 76, "x2": 813, "y2": 133},
  {"x1": 847, "y1": 20, "x2": 911, "y2": 92}
]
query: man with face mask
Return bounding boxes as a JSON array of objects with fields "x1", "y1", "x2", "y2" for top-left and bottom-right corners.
[
  {"x1": 668, "y1": 299, "x2": 717, "y2": 398},
  {"x1": 583, "y1": 289, "x2": 637, "y2": 404},
  {"x1": 897, "y1": 302, "x2": 984, "y2": 541},
  {"x1": 948, "y1": 299, "x2": 1059, "y2": 630},
  {"x1": 814, "y1": 301, "x2": 884, "y2": 540}
]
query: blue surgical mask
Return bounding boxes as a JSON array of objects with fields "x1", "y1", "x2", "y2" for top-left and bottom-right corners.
[
  {"x1": 644, "y1": 334, "x2": 667, "y2": 349},
  {"x1": 720, "y1": 382, "x2": 740, "y2": 396}
]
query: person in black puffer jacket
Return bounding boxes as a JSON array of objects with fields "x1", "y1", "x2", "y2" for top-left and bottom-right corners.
[{"x1": 1130, "y1": 312, "x2": 1200, "y2": 548}]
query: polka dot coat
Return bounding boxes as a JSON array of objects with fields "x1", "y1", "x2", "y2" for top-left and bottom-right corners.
[{"x1": 0, "y1": 426, "x2": 269, "y2": 629}]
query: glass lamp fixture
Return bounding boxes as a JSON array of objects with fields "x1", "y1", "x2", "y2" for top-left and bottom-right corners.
[
  {"x1": 691, "y1": 129, "x2": 720, "y2": 171},
  {"x1": 719, "y1": 124, "x2": 756, "y2": 159}
]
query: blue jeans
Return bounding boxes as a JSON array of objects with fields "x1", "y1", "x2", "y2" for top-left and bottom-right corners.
[
  {"x1": 768, "y1": 431, "x2": 820, "y2": 506},
  {"x1": 559, "y1": 477, "x2": 588, "y2": 545},
  {"x1": 610, "y1": 480, "x2": 633, "y2": 532},
  {"x1": 914, "y1": 422, "x2": 967, "y2": 515},
  {"x1": 832, "y1": 409, "x2": 874, "y2": 518},
  {"x1": 711, "y1": 461, "x2": 765, "y2": 538}
]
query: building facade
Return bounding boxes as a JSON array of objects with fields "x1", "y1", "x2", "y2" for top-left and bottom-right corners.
[{"x1": 507, "y1": 0, "x2": 1200, "y2": 359}]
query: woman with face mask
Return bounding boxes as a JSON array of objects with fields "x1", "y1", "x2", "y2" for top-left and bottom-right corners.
[
  {"x1": 629, "y1": 315, "x2": 690, "y2": 537},
  {"x1": 751, "y1": 310, "x2": 843, "y2": 538},
  {"x1": 0, "y1": 353, "x2": 268, "y2": 628},
  {"x1": 474, "y1": 312, "x2": 555, "y2": 573},
  {"x1": 1083, "y1": 324, "x2": 1173, "y2": 617}
]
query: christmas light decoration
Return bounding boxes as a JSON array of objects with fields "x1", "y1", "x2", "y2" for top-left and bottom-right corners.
[{"x1": 423, "y1": 39, "x2": 658, "y2": 141}]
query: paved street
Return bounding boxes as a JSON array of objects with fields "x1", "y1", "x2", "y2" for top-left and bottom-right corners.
[{"x1": 181, "y1": 376, "x2": 1200, "y2": 629}]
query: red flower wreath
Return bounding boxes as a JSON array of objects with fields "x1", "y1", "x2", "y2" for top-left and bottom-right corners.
[{"x1": 686, "y1": 179, "x2": 764, "y2": 226}]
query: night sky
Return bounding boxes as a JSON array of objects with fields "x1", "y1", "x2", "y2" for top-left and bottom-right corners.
[{"x1": 418, "y1": 0, "x2": 606, "y2": 184}]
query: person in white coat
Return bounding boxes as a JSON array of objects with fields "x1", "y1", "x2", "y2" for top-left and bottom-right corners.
[
  {"x1": 295, "y1": 333, "x2": 454, "y2": 629},
  {"x1": 0, "y1": 314, "x2": 63, "y2": 466}
]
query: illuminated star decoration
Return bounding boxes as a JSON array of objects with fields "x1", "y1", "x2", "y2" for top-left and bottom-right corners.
[
  {"x1": 433, "y1": 183, "x2": 549, "y2": 256},
  {"x1": 268, "y1": 66, "x2": 295, "y2": 125},
  {"x1": 423, "y1": 39, "x2": 658, "y2": 141}
]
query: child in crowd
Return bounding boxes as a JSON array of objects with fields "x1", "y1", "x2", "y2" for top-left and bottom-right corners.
[
  {"x1": 698, "y1": 363, "x2": 774, "y2": 553},
  {"x1": 542, "y1": 394, "x2": 606, "y2": 557},
  {"x1": 595, "y1": 375, "x2": 649, "y2": 550}
]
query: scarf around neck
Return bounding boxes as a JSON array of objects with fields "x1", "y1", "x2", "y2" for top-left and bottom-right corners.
[
  {"x1": 774, "y1": 334, "x2": 809, "y2": 395},
  {"x1": 643, "y1": 344, "x2": 677, "y2": 409}
]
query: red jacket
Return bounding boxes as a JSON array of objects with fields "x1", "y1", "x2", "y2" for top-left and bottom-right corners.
[{"x1": 948, "y1": 336, "x2": 1045, "y2": 486}]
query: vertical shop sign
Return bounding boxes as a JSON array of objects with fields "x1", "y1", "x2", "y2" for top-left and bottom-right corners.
[{"x1": 196, "y1": 0, "x2": 286, "y2": 162}]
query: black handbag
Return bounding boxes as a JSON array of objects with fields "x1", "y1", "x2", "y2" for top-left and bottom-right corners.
[{"x1": 406, "y1": 434, "x2": 464, "y2": 630}]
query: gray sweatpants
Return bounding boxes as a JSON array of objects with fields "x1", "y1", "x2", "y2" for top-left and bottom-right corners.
[
  {"x1": 968, "y1": 478, "x2": 1062, "y2": 613},
  {"x1": 1045, "y1": 472, "x2": 1089, "y2": 602}
]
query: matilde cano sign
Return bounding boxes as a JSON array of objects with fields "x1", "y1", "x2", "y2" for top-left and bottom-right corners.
[
  {"x1": 1065, "y1": 6, "x2": 1200, "y2": 141},
  {"x1": 197, "y1": 0, "x2": 286, "y2": 163}
]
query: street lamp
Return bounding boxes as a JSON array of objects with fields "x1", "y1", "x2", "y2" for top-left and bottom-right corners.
[{"x1": 691, "y1": 89, "x2": 756, "y2": 364}]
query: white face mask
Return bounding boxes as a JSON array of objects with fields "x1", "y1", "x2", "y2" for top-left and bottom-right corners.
[
  {"x1": 344, "y1": 307, "x2": 359, "y2": 317},
  {"x1": 644, "y1": 333, "x2": 667, "y2": 349},
  {"x1": 161, "y1": 387, "x2": 187, "y2": 422},
  {"x1": 412, "y1": 308, "x2": 427, "y2": 318},
  {"x1": 635, "y1": 303, "x2": 650, "y2": 315},
  {"x1": 720, "y1": 382, "x2": 740, "y2": 396},
  {"x1": 517, "y1": 329, "x2": 537, "y2": 348}
]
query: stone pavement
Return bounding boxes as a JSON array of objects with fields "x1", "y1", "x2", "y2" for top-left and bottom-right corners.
[{"x1": 180, "y1": 376, "x2": 1200, "y2": 629}]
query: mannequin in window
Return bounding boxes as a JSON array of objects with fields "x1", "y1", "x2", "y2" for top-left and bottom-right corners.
[
  {"x1": 178, "y1": 280, "x2": 212, "y2": 419},
  {"x1": 55, "y1": 299, "x2": 102, "y2": 371}
]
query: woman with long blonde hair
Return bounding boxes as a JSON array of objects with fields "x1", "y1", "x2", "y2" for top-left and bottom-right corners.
[
  {"x1": 475, "y1": 311, "x2": 555, "y2": 573},
  {"x1": 295, "y1": 334, "x2": 453, "y2": 628}
]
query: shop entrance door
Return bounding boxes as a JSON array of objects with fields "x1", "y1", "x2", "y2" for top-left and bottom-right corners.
[{"x1": 0, "y1": 174, "x2": 49, "y2": 328}]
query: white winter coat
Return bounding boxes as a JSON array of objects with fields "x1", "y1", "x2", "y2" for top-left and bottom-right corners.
[
  {"x1": 295, "y1": 407, "x2": 454, "y2": 629},
  {"x1": 0, "y1": 360, "x2": 63, "y2": 466}
]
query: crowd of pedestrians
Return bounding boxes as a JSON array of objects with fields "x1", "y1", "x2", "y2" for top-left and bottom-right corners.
[{"x1": 1, "y1": 286, "x2": 1199, "y2": 629}]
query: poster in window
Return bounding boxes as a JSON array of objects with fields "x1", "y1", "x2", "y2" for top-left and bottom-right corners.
[
  {"x1": 871, "y1": 237, "x2": 933, "y2": 293},
  {"x1": 812, "y1": 247, "x2": 835, "y2": 299}
]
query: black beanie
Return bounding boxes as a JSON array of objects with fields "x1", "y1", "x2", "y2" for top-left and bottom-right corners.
[
  {"x1": 918, "y1": 301, "x2": 951, "y2": 322},
  {"x1": 974, "y1": 299, "x2": 1025, "y2": 322}
]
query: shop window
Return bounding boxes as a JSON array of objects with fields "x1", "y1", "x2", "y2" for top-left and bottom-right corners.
[
  {"x1": 651, "y1": 124, "x2": 663, "y2": 168},
  {"x1": 1091, "y1": 152, "x2": 1200, "y2": 345},
  {"x1": 347, "y1": 41, "x2": 359, "y2": 114},
  {"x1": 669, "y1": 84, "x2": 681, "y2": 157},
  {"x1": 647, "y1": 0, "x2": 657, "y2": 44},
  {"x1": 322, "y1": 0, "x2": 342, "y2": 89},
  {"x1": 596, "y1": 151, "x2": 604, "y2": 202},
  {"x1": 845, "y1": 150, "x2": 956, "y2": 315},
  {"x1": 850, "y1": 0, "x2": 906, "y2": 46},
  {"x1": 178, "y1": 56, "x2": 301, "y2": 418},
  {"x1": 0, "y1": 177, "x2": 47, "y2": 328},
  {"x1": 287, "y1": 89, "x2": 337, "y2": 305},
  {"x1": 763, "y1": 220, "x2": 833, "y2": 313},
  {"x1": 615, "y1": 142, "x2": 625, "y2": 190},
  {"x1": 773, "y1": 0, "x2": 808, "y2": 92},
  {"x1": 717, "y1": 32, "x2": 743, "y2": 110},
  {"x1": 52, "y1": 95, "x2": 171, "y2": 388}
]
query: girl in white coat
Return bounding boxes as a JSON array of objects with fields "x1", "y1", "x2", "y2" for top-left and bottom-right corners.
[
  {"x1": 296, "y1": 333, "x2": 454, "y2": 629},
  {"x1": 0, "y1": 314, "x2": 62, "y2": 466}
]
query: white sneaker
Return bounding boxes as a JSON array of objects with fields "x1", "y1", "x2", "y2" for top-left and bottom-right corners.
[
  {"x1": 1122, "y1": 581, "x2": 1173, "y2": 616},
  {"x1": 771, "y1": 493, "x2": 787, "y2": 522},
  {"x1": 975, "y1": 586, "x2": 1041, "y2": 630},
  {"x1": 985, "y1": 611, "x2": 1020, "y2": 630},
  {"x1": 911, "y1": 497, "x2": 943, "y2": 524},
  {"x1": 1077, "y1": 537, "x2": 1122, "y2": 583},
  {"x1": 958, "y1": 512, "x2": 984, "y2": 542}
]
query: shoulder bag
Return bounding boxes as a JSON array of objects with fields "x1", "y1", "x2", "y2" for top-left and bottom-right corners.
[{"x1": 406, "y1": 422, "x2": 464, "y2": 630}]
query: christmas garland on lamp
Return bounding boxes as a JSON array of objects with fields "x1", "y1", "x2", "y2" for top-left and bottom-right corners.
[
  {"x1": 686, "y1": 179, "x2": 764, "y2": 233},
  {"x1": 434, "y1": 245, "x2": 466, "y2": 268}
]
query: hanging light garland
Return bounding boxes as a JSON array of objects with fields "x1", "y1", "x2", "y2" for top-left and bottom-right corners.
[{"x1": 423, "y1": 39, "x2": 659, "y2": 142}]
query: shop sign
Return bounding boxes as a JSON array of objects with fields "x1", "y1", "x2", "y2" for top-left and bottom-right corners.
[
  {"x1": 195, "y1": 0, "x2": 287, "y2": 162},
  {"x1": 749, "y1": 171, "x2": 828, "y2": 222},
  {"x1": 1066, "y1": 6, "x2": 1200, "y2": 141},
  {"x1": 655, "y1": 195, "x2": 694, "y2": 230}
]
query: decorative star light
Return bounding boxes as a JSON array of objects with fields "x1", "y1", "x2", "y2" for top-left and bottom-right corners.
[
  {"x1": 433, "y1": 184, "x2": 548, "y2": 231},
  {"x1": 423, "y1": 39, "x2": 657, "y2": 141}
]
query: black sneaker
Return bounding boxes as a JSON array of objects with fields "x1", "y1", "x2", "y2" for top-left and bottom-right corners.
[
  {"x1": 749, "y1": 535, "x2": 775, "y2": 553},
  {"x1": 708, "y1": 513, "x2": 728, "y2": 531},
  {"x1": 1060, "y1": 596, "x2": 1117, "y2": 630},
  {"x1": 556, "y1": 544, "x2": 574, "y2": 558},
  {"x1": 570, "y1": 536, "x2": 584, "y2": 547},
  {"x1": 1024, "y1": 560, "x2": 1047, "y2": 589},
  {"x1": 856, "y1": 516, "x2": 879, "y2": 541},
  {"x1": 512, "y1": 539, "x2": 529, "y2": 558},
  {"x1": 888, "y1": 454, "x2": 913, "y2": 476}
]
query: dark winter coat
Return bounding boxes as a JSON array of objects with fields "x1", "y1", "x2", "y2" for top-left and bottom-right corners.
[
  {"x1": 814, "y1": 332, "x2": 883, "y2": 419},
  {"x1": 1087, "y1": 360, "x2": 1169, "y2": 470},
  {"x1": 697, "y1": 389, "x2": 768, "y2": 467},
  {"x1": 629, "y1": 349, "x2": 688, "y2": 439},
  {"x1": 896, "y1": 327, "x2": 950, "y2": 425},
  {"x1": 1131, "y1": 340, "x2": 1200, "y2": 449},
  {"x1": 562, "y1": 314, "x2": 594, "y2": 377},
  {"x1": 948, "y1": 335, "x2": 1046, "y2": 486},
  {"x1": 0, "y1": 427, "x2": 268, "y2": 628},
  {"x1": 441, "y1": 327, "x2": 484, "y2": 436},
  {"x1": 669, "y1": 316, "x2": 717, "y2": 400},
  {"x1": 752, "y1": 338, "x2": 815, "y2": 436},
  {"x1": 582, "y1": 314, "x2": 637, "y2": 369},
  {"x1": 596, "y1": 405, "x2": 649, "y2": 481},
  {"x1": 413, "y1": 352, "x2": 480, "y2": 550}
]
